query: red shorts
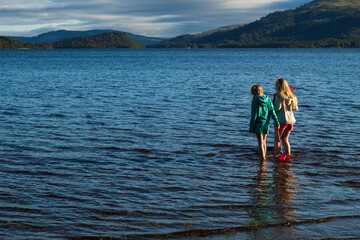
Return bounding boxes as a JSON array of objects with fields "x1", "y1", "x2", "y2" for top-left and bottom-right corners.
[{"x1": 275, "y1": 123, "x2": 294, "y2": 132}]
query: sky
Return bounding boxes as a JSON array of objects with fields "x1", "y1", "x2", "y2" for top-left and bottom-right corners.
[{"x1": 0, "y1": 0, "x2": 312, "y2": 38}]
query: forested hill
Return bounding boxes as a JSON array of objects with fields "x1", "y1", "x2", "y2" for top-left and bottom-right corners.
[
  {"x1": 11, "y1": 29, "x2": 165, "y2": 44},
  {"x1": 0, "y1": 36, "x2": 34, "y2": 49},
  {"x1": 52, "y1": 32, "x2": 144, "y2": 48},
  {"x1": 0, "y1": 36, "x2": 51, "y2": 49},
  {"x1": 152, "y1": 0, "x2": 360, "y2": 48}
]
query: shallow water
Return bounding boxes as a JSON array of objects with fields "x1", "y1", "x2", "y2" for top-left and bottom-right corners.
[{"x1": 0, "y1": 49, "x2": 359, "y2": 239}]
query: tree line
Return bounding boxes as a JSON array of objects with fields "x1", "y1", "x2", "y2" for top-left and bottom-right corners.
[{"x1": 0, "y1": 32, "x2": 143, "y2": 49}]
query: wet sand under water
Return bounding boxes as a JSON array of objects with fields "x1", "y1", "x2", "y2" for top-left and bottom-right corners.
[{"x1": 71, "y1": 215, "x2": 360, "y2": 239}]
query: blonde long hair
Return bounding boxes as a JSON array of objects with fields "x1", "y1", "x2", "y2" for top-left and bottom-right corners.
[{"x1": 276, "y1": 78, "x2": 297, "y2": 109}]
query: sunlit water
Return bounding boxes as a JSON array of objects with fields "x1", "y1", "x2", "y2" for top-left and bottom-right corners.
[{"x1": 0, "y1": 49, "x2": 359, "y2": 239}]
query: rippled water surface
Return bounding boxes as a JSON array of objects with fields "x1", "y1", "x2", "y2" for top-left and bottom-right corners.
[{"x1": 0, "y1": 49, "x2": 359, "y2": 239}]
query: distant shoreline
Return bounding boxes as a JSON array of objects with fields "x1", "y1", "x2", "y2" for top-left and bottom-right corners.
[{"x1": 1, "y1": 46, "x2": 359, "y2": 50}]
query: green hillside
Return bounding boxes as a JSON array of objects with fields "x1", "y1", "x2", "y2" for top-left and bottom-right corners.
[
  {"x1": 153, "y1": 0, "x2": 360, "y2": 48},
  {"x1": 0, "y1": 36, "x2": 34, "y2": 49},
  {"x1": 0, "y1": 36, "x2": 52, "y2": 49},
  {"x1": 52, "y1": 31, "x2": 144, "y2": 48}
]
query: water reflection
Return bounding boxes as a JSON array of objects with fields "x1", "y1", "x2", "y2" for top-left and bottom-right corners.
[
  {"x1": 249, "y1": 159, "x2": 298, "y2": 222},
  {"x1": 273, "y1": 161, "x2": 298, "y2": 221}
]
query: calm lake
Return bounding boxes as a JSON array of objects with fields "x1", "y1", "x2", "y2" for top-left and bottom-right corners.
[{"x1": 0, "y1": 49, "x2": 359, "y2": 239}]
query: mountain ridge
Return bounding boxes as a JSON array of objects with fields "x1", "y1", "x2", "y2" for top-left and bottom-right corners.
[
  {"x1": 151, "y1": 0, "x2": 360, "y2": 48},
  {"x1": 1, "y1": 0, "x2": 360, "y2": 49},
  {"x1": 10, "y1": 29, "x2": 165, "y2": 44}
]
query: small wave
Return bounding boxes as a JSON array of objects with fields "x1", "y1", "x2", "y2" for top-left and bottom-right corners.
[
  {"x1": 3, "y1": 170, "x2": 71, "y2": 178},
  {"x1": 86, "y1": 121, "x2": 106, "y2": 125},
  {"x1": 200, "y1": 153, "x2": 217, "y2": 157},
  {"x1": 95, "y1": 147, "x2": 152, "y2": 154},
  {"x1": 133, "y1": 148, "x2": 152, "y2": 154},
  {"x1": 163, "y1": 186, "x2": 190, "y2": 192},
  {"x1": 2, "y1": 111, "x2": 19, "y2": 115},
  {"x1": 49, "y1": 113, "x2": 65, "y2": 118},
  {"x1": 337, "y1": 181, "x2": 360, "y2": 189},
  {"x1": 300, "y1": 104, "x2": 312, "y2": 108},
  {"x1": 96, "y1": 146, "x2": 127, "y2": 152},
  {"x1": 0, "y1": 206, "x2": 44, "y2": 215},
  {"x1": 139, "y1": 115, "x2": 155, "y2": 118},
  {"x1": 41, "y1": 104, "x2": 55, "y2": 108},
  {"x1": 93, "y1": 209, "x2": 176, "y2": 218},
  {"x1": 171, "y1": 151, "x2": 190, "y2": 155},
  {"x1": 187, "y1": 142, "x2": 238, "y2": 148},
  {"x1": 189, "y1": 204, "x2": 257, "y2": 210},
  {"x1": 36, "y1": 194, "x2": 86, "y2": 203}
]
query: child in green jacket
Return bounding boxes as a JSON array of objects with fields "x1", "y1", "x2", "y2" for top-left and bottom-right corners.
[{"x1": 249, "y1": 85, "x2": 279, "y2": 160}]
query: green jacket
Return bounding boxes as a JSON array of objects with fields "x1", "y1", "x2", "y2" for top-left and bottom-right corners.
[{"x1": 249, "y1": 95, "x2": 279, "y2": 132}]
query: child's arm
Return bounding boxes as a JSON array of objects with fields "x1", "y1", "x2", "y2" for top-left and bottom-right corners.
[
  {"x1": 293, "y1": 96, "x2": 299, "y2": 112},
  {"x1": 273, "y1": 94, "x2": 282, "y2": 112},
  {"x1": 249, "y1": 98, "x2": 257, "y2": 132},
  {"x1": 269, "y1": 100, "x2": 280, "y2": 127}
]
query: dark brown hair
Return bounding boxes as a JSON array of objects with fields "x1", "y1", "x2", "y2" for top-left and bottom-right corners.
[{"x1": 251, "y1": 84, "x2": 263, "y2": 96}]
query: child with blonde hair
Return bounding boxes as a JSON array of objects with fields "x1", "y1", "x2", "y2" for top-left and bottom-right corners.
[
  {"x1": 273, "y1": 78, "x2": 298, "y2": 157},
  {"x1": 249, "y1": 85, "x2": 280, "y2": 160}
]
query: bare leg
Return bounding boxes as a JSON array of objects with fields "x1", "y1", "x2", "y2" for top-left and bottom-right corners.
[
  {"x1": 262, "y1": 134, "x2": 267, "y2": 159},
  {"x1": 256, "y1": 133, "x2": 267, "y2": 160},
  {"x1": 281, "y1": 129, "x2": 292, "y2": 156},
  {"x1": 274, "y1": 129, "x2": 281, "y2": 156}
]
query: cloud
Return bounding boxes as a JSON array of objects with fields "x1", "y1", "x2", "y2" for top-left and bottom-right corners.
[
  {"x1": 267, "y1": 0, "x2": 311, "y2": 9},
  {"x1": 0, "y1": 0, "x2": 313, "y2": 37}
]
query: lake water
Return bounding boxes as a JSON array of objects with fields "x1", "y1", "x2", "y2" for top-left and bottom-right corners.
[{"x1": 0, "y1": 49, "x2": 359, "y2": 239}]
